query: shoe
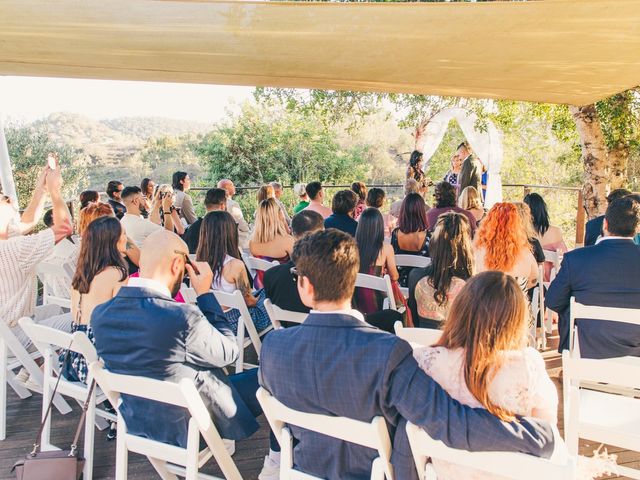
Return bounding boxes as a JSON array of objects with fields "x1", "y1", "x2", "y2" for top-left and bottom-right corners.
[
  {"x1": 223, "y1": 439, "x2": 235, "y2": 456},
  {"x1": 258, "y1": 455, "x2": 280, "y2": 480},
  {"x1": 14, "y1": 368, "x2": 29, "y2": 384}
]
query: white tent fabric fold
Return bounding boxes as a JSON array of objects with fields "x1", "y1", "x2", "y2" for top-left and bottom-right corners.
[{"x1": 0, "y1": 0, "x2": 639, "y2": 105}]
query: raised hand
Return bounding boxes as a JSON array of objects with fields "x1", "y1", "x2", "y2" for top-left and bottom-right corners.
[{"x1": 186, "y1": 261, "x2": 214, "y2": 296}]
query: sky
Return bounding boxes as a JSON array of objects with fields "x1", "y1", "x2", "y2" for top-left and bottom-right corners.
[{"x1": 0, "y1": 76, "x2": 255, "y2": 124}]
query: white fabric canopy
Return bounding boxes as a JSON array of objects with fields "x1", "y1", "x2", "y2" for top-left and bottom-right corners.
[{"x1": 422, "y1": 108, "x2": 504, "y2": 208}]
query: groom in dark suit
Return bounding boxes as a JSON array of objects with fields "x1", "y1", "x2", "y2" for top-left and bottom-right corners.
[
  {"x1": 546, "y1": 196, "x2": 640, "y2": 358},
  {"x1": 259, "y1": 229, "x2": 555, "y2": 480}
]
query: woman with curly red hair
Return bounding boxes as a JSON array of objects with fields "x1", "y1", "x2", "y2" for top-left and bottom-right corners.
[{"x1": 474, "y1": 202, "x2": 537, "y2": 292}]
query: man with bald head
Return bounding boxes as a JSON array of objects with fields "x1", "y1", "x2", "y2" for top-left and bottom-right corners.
[
  {"x1": 217, "y1": 179, "x2": 250, "y2": 249},
  {"x1": 91, "y1": 230, "x2": 276, "y2": 464}
]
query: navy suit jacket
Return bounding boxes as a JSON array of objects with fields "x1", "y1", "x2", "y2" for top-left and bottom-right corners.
[
  {"x1": 584, "y1": 215, "x2": 604, "y2": 247},
  {"x1": 259, "y1": 313, "x2": 554, "y2": 480},
  {"x1": 546, "y1": 239, "x2": 640, "y2": 358},
  {"x1": 92, "y1": 287, "x2": 259, "y2": 447},
  {"x1": 324, "y1": 214, "x2": 358, "y2": 237}
]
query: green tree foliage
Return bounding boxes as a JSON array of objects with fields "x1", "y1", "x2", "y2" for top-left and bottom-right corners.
[
  {"x1": 195, "y1": 103, "x2": 370, "y2": 186},
  {"x1": 4, "y1": 122, "x2": 87, "y2": 208}
]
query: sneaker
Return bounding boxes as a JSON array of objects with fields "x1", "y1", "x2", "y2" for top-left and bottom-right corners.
[
  {"x1": 258, "y1": 455, "x2": 280, "y2": 480},
  {"x1": 14, "y1": 368, "x2": 29, "y2": 384},
  {"x1": 223, "y1": 439, "x2": 235, "y2": 456}
]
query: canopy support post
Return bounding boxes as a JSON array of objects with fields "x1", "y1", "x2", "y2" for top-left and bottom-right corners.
[{"x1": 0, "y1": 116, "x2": 18, "y2": 206}]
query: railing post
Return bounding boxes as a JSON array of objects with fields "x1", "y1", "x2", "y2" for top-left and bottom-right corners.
[
  {"x1": 575, "y1": 189, "x2": 585, "y2": 247},
  {"x1": 523, "y1": 186, "x2": 531, "y2": 198}
]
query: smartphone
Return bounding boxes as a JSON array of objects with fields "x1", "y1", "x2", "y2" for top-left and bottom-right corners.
[{"x1": 47, "y1": 152, "x2": 58, "y2": 170}]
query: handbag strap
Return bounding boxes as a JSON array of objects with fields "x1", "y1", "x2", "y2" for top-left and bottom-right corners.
[{"x1": 69, "y1": 380, "x2": 96, "y2": 457}]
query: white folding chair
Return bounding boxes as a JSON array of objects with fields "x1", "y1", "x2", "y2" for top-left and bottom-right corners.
[
  {"x1": 36, "y1": 260, "x2": 74, "y2": 309},
  {"x1": 0, "y1": 319, "x2": 71, "y2": 441},
  {"x1": 394, "y1": 256, "x2": 431, "y2": 297},
  {"x1": 569, "y1": 297, "x2": 640, "y2": 353},
  {"x1": 256, "y1": 387, "x2": 393, "y2": 480},
  {"x1": 543, "y1": 249, "x2": 562, "y2": 332},
  {"x1": 563, "y1": 350, "x2": 640, "y2": 479},
  {"x1": 355, "y1": 273, "x2": 397, "y2": 311},
  {"x1": 406, "y1": 422, "x2": 575, "y2": 480},
  {"x1": 529, "y1": 264, "x2": 547, "y2": 350},
  {"x1": 394, "y1": 321, "x2": 441, "y2": 347},
  {"x1": 179, "y1": 286, "x2": 273, "y2": 372},
  {"x1": 264, "y1": 299, "x2": 308, "y2": 330},
  {"x1": 89, "y1": 362, "x2": 242, "y2": 480},
  {"x1": 18, "y1": 318, "x2": 115, "y2": 480},
  {"x1": 241, "y1": 254, "x2": 279, "y2": 281}
]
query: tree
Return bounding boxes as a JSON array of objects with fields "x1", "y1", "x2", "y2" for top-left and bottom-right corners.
[{"x1": 4, "y1": 122, "x2": 87, "y2": 209}]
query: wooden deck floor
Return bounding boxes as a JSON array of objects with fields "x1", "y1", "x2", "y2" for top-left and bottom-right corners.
[{"x1": 0, "y1": 336, "x2": 637, "y2": 479}]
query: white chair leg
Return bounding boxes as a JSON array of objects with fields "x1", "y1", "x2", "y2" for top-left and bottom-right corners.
[
  {"x1": 235, "y1": 319, "x2": 245, "y2": 373},
  {"x1": 148, "y1": 457, "x2": 179, "y2": 480},
  {"x1": 115, "y1": 417, "x2": 128, "y2": 480},
  {"x1": 0, "y1": 338, "x2": 7, "y2": 441},
  {"x1": 83, "y1": 390, "x2": 97, "y2": 480},
  {"x1": 40, "y1": 351, "x2": 54, "y2": 451}
]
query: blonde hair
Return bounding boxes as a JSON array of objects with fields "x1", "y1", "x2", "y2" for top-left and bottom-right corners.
[
  {"x1": 150, "y1": 184, "x2": 174, "y2": 213},
  {"x1": 513, "y1": 202, "x2": 537, "y2": 240},
  {"x1": 257, "y1": 185, "x2": 275, "y2": 204},
  {"x1": 252, "y1": 198, "x2": 289, "y2": 244},
  {"x1": 458, "y1": 186, "x2": 483, "y2": 211}
]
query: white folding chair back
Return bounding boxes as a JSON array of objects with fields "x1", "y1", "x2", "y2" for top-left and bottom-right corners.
[
  {"x1": 543, "y1": 249, "x2": 562, "y2": 282},
  {"x1": 0, "y1": 319, "x2": 72, "y2": 441},
  {"x1": 180, "y1": 284, "x2": 199, "y2": 305},
  {"x1": 89, "y1": 362, "x2": 242, "y2": 480},
  {"x1": 257, "y1": 387, "x2": 393, "y2": 480},
  {"x1": 18, "y1": 318, "x2": 114, "y2": 480},
  {"x1": 394, "y1": 322, "x2": 441, "y2": 347},
  {"x1": 36, "y1": 260, "x2": 74, "y2": 309},
  {"x1": 406, "y1": 422, "x2": 575, "y2": 480},
  {"x1": 242, "y1": 253, "x2": 279, "y2": 280},
  {"x1": 394, "y1": 255, "x2": 431, "y2": 269},
  {"x1": 355, "y1": 273, "x2": 397, "y2": 311},
  {"x1": 562, "y1": 351, "x2": 640, "y2": 479},
  {"x1": 529, "y1": 264, "x2": 547, "y2": 350},
  {"x1": 569, "y1": 297, "x2": 640, "y2": 353},
  {"x1": 264, "y1": 299, "x2": 308, "y2": 330}
]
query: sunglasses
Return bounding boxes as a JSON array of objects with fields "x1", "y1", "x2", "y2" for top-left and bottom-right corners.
[{"x1": 174, "y1": 250, "x2": 200, "y2": 275}]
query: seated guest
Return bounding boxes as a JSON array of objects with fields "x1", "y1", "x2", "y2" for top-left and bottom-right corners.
[
  {"x1": 523, "y1": 192, "x2": 568, "y2": 256},
  {"x1": 414, "y1": 271, "x2": 558, "y2": 480},
  {"x1": 198, "y1": 211, "x2": 271, "y2": 334},
  {"x1": 263, "y1": 210, "x2": 324, "y2": 314},
  {"x1": 426, "y1": 181, "x2": 477, "y2": 235},
  {"x1": 391, "y1": 192, "x2": 431, "y2": 287},
  {"x1": 1, "y1": 163, "x2": 74, "y2": 350},
  {"x1": 457, "y1": 186, "x2": 485, "y2": 224},
  {"x1": 475, "y1": 203, "x2": 538, "y2": 292},
  {"x1": 409, "y1": 213, "x2": 474, "y2": 329},
  {"x1": 324, "y1": 189, "x2": 359, "y2": 236},
  {"x1": 250, "y1": 198, "x2": 294, "y2": 287},
  {"x1": 120, "y1": 186, "x2": 167, "y2": 247},
  {"x1": 172, "y1": 171, "x2": 197, "y2": 226},
  {"x1": 183, "y1": 188, "x2": 227, "y2": 254},
  {"x1": 270, "y1": 181, "x2": 292, "y2": 226},
  {"x1": 354, "y1": 208, "x2": 400, "y2": 314},
  {"x1": 389, "y1": 178, "x2": 430, "y2": 220},
  {"x1": 546, "y1": 197, "x2": 640, "y2": 357},
  {"x1": 303, "y1": 181, "x2": 332, "y2": 218},
  {"x1": 583, "y1": 188, "x2": 631, "y2": 246},
  {"x1": 148, "y1": 184, "x2": 185, "y2": 236},
  {"x1": 351, "y1": 181, "x2": 367, "y2": 220},
  {"x1": 79, "y1": 190, "x2": 99, "y2": 210},
  {"x1": 292, "y1": 182, "x2": 310, "y2": 214},
  {"x1": 259, "y1": 229, "x2": 555, "y2": 480},
  {"x1": 257, "y1": 184, "x2": 275, "y2": 204},
  {"x1": 629, "y1": 194, "x2": 640, "y2": 245},
  {"x1": 140, "y1": 178, "x2": 156, "y2": 214},
  {"x1": 514, "y1": 202, "x2": 545, "y2": 265},
  {"x1": 106, "y1": 180, "x2": 127, "y2": 220},
  {"x1": 61, "y1": 216, "x2": 129, "y2": 383},
  {"x1": 218, "y1": 179, "x2": 250, "y2": 250},
  {"x1": 92, "y1": 230, "x2": 279, "y2": 479},
  {"x1": 366, "y1": 187, "x2": 396, "y2": 237}
]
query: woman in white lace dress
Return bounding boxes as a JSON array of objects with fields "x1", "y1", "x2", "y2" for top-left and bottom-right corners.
[{"x1": 413, "y1": 271, "x2": 558, "y2": 480}]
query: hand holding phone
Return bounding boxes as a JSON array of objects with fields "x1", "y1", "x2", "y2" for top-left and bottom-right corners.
[{"x1": 47, "y1": 152, "x2": 59, "y2": 170}]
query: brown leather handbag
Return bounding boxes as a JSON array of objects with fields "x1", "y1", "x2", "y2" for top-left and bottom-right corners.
[{"x1": 12, "y1": 343, "x2": 95, "y2": 480}]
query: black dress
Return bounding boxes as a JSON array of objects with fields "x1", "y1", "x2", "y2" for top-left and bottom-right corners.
[{"x1": 390, "y1": 228, "x2": 430, "y2": 287}]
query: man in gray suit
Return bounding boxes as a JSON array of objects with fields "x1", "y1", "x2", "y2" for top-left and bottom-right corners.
[
  {"x1": 456, "y1": 141, "x2": 483, "y2": 198},
  {"x1": 259, "y1": 229, "x2": 555, "y2": 480}
]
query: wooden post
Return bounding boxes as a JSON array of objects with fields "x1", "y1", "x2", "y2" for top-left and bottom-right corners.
[
  {"x1": 575, "y1": 189, "x2": 586, "y2": 246},
  {"x1": 0, "y1": 117, "x2": 18, "y2": 206}
]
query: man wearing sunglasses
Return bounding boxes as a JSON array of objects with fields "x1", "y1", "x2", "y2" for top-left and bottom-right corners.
[{"x1": 91, "y1": 229, "x2": 278, "y2": 475}]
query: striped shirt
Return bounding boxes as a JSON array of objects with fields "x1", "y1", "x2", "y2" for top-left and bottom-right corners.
[{"x1": 0, "y1": 229, "x2": 55, "y2": 327}]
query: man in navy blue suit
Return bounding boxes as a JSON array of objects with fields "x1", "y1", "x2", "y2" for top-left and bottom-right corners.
[
  {"x1": 259, "y1": 229, "x2": 555, "y2": 480},
  {"x1": 547, "y1": 197, "x2": 640, "y2": 357},
  {"x1": 584, "y1": 188, "x2": 631, "y2": 246}
]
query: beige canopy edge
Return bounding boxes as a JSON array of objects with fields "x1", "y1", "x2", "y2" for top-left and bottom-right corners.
[{"x1": 1, "y1": 0, "x2": 640, "y2": 105}]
